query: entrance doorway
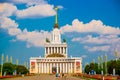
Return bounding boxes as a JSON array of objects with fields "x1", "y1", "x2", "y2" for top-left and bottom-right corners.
[{"x1": 52, "y1": 67, "x2": 57, "y2": 74}]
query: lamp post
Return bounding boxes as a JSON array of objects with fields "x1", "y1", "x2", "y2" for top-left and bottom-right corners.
[
  {"x1": 6, "y1": 55, "x2": 8, "y2": 63},
  {"x1": 114, "y1": 49, "x2": 118, "y2": 61},
  {"x1": 104, "y1": 54, "x2": 107, "y2": 75},
  {"x1": 10, "y1": 56, "x2": 12, "y2": 63},
  {"x1": 1, "y1": 53, "x2": 4, "y2": 76}
]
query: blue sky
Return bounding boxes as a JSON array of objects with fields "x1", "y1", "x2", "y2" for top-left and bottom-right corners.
[{"x1": 0, "y1": 0, "x2": 120, "y2": 68}]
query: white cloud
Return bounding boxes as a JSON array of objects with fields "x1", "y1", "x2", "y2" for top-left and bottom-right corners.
[
  {"x1": 0, "y1": 17, "x2": 18, "y2": 29},
  {"x1": 16, "y1": 29, "x2": 51, "y2": 47},
  {"x1": 0, "y1": 3, "x2": 21, "y2": 36},
  {"x1": 72, "y1": 35, "x2": 120, "y2": 45},
  {"x1": 72, "y1": 35, "x2": 120, "y2": 52},
  {"x1": 60, "y1": 19, "x2": 120, "y2": 35},
  {"x1": 0, "y1": 17, "x2": 21, "y2": 36},
  {"x1": 11, "y1": 0, "x2": 47, "y2": 6},
  {"x1": 81, "y1": 55, "x2": 87, "y2": 58},
  {"x1": 84, "y1": 45, "x2": 110, "y2": 52},
  {"x1": 0, "y1": 2, "x2": 64, "y2": 48},
  {"x1": 8, "y1": 28, "x2": 21, "y2": 36},
  {"x1": 16, "y1": 4, "x2": 56, "y2": 18},
  {"x1": 0, "y1": 3, "x2": 17, "y2": 17}
]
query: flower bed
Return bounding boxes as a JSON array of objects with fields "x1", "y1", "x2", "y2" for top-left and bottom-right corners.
[
  {"x1": 75, "y1": 74, "x2": 119, "y2": 80},
  {"x1": 0, "y1": 75, "x2": 15, "y2": 79}
]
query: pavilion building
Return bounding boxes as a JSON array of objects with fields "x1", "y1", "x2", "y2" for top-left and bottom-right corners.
[{"x1": 30, "y1": 7, "x2": 82, "y2": 74}]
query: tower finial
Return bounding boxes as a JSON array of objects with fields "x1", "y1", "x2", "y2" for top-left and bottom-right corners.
[{"x1": 54, "y1": 7, "x2": 59, "y2": 28}]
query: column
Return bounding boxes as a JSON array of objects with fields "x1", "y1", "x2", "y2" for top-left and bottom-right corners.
[
  {"x1": 66, "y1": 47, "x2": 67, "y2": 54},
  {"x1": 51, "y1": 47, "x2": 53, "y2": 54},
  {"x1": 37, "y1": 63, "x2": 39, "y2": 74},
  {"x1": 49, "y1": 47, "x2": 50, "y2": 54},
  {"x1": 48, "y1": 47, "x2": 50, "y2": 54},
  {"x1": 71, "y1": 63, "x2": 72, "y2": 73},
  {"x1": 68, "y1": 63, "x2": 70, "y2": 73},
  {"x1": 39, "y1": 63, "x2": 40, "y2": 73},
  {"x1": 54, "y1": 47, "x2": 55, "y2": 53},
  {"x1": 43, "y1": 63, "x2": 44, "y2": 73},
  {"x1": 58, "y1": 47, "x2": 60, "y2": 53},
  {"x1": 60, "y1": 63, "x2": 61, "y2": 73},
  {"x1": 72, "y1": 62, "x2": 75, "y2": 73},
  {"x1": 46, "y1": 63, "x2": 47, "y2": 73},
  {"x1": 47, "y1": 63, "x2": 48, "y2": 73},
  {"x1": 67, "y1": 63, "x2": 69, "y2": 73},
  {"x1": 50, "y1": 63, "x2": 52, "y2": 73},
  {"x1": 63, "y1": 63, "x2": 64, "y2": 73},
  {"x1": 60, "y1": 47, "x2": 61, "y2": 54},
  {"x1": 57, "y1": 47, "x2": 58, "y2": 53},
  {"x1": 57, "y1": 63, "x2": 58, "y2": 73},
  {"x1": 46, "y1": 47, "x2": 48, "y2": 54},
  {"x1": 42, "y1": 63, "x2": 43, "y2": 73},
  {"x1": 66, "y1": 63, "x2": 67, "y2": 73},
  {"x1": 65, "y1": 47, "x2": 66, "y2": 54},
  {"x1": 44, "y1": 63, "x2": 46, "y2": 73},
  {"x1": 64, "y1": 47, "x2": 65, "y2": 54},
  {"x1": 45, "y1": 63, "x2": 47, "y2": 73}
]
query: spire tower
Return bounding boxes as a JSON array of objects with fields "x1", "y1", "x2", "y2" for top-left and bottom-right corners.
[{"x1": 54, "y1": 7, "x2": 59, "y2": 28}]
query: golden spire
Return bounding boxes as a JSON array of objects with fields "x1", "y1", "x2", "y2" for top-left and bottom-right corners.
[{"x1": 54, "y1": 7, "x2": 59, "y2": 28}]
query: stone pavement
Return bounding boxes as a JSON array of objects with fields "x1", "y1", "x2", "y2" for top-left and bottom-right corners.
[{"x1": 2, "y1": 74, "x2": 86, "y2": 80}]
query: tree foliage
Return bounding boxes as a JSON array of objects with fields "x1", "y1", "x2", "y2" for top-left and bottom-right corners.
[
  {"x1": 16, "y1": 65, "x2": 29, "y2": 74},
  {"x1": 108, "y1": 60, "x2": 120, "y2": 75},
  {"x1": 84, "y1": 59, "x2": 120, "y2": 75},
  {"x1": 3, "y1": 63, "x2": 15, "y2": 75},
  {"x1": 0, "y1": 62, "x2": 29, "y2": 75}
]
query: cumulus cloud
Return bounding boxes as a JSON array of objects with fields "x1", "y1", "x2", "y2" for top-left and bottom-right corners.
[
  {"x1": 72, "y1": 35, "x2": 120, "y2": 45},
  {"x1": 16, "y1": 4, "x2": 56, "y2": 18},
  {"x1": 0, "y1": 3, "x2": 17, "y2": 17},
  {"x1": 60, "y1": 19, "x2": 120, "y2": 35},
  {"x1": 16, "y1": 29, "x2": 51, "y2": 47},
  {"x1": 0, "y1": 17, "x2": 18, "y2": 29},
  {"x1": 72, "y1": 34, "x2": 120, "y2": 52},
  {"x1": 0, "y1": 2, "x2": 59, "y2": 48},
  {"x1": 84, "y1": 45, "x2": 110, "y2": 52},
  {"x1": 64, "y1": 19, "x2": 120, "y2": 53},
  {"x1": 0, "y1": 17, "x2": 21, "y2": 36},
  {"x1": 0, "y1": 0, "x2": 47, "y2": 6}
]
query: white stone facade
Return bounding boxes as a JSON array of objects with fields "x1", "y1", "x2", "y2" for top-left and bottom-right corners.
[{"x1": 30, "y1": 57, "x2": 82, "y2": 74}]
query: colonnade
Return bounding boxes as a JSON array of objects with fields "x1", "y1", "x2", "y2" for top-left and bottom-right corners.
[
  {"x1": 45, "y1": 47, "x2": 67, "y2": 54},
  {"x1": 37, "y1": 62, "x2": 74, "y2": 74}
]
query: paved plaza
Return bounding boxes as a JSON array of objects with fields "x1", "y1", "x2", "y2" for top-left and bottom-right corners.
[{"x1": 2, "y1": 74, "x2": 86, "y2": 80}]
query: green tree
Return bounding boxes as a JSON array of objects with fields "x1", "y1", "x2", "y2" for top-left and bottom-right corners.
[
  {"x1": 84, "y1": 58, "x2": 120, "y2": 75},
  {"x1": 108, "y1": 60, "x2": 120, "y2": 75},
  {"x1": 84, "y1": 64, "x2": 90, "y2": 74},
  {"x1": 3, "y1": 63, "x2": 15, "y2": 75},
  {"x1": 16, "y1": 65, "x2": 29, "y2": 74}
]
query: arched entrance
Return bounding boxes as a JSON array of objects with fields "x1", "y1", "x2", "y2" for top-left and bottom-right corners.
[{"x1": 52, "y1": 67, "x2": 57, "y2": 73}]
